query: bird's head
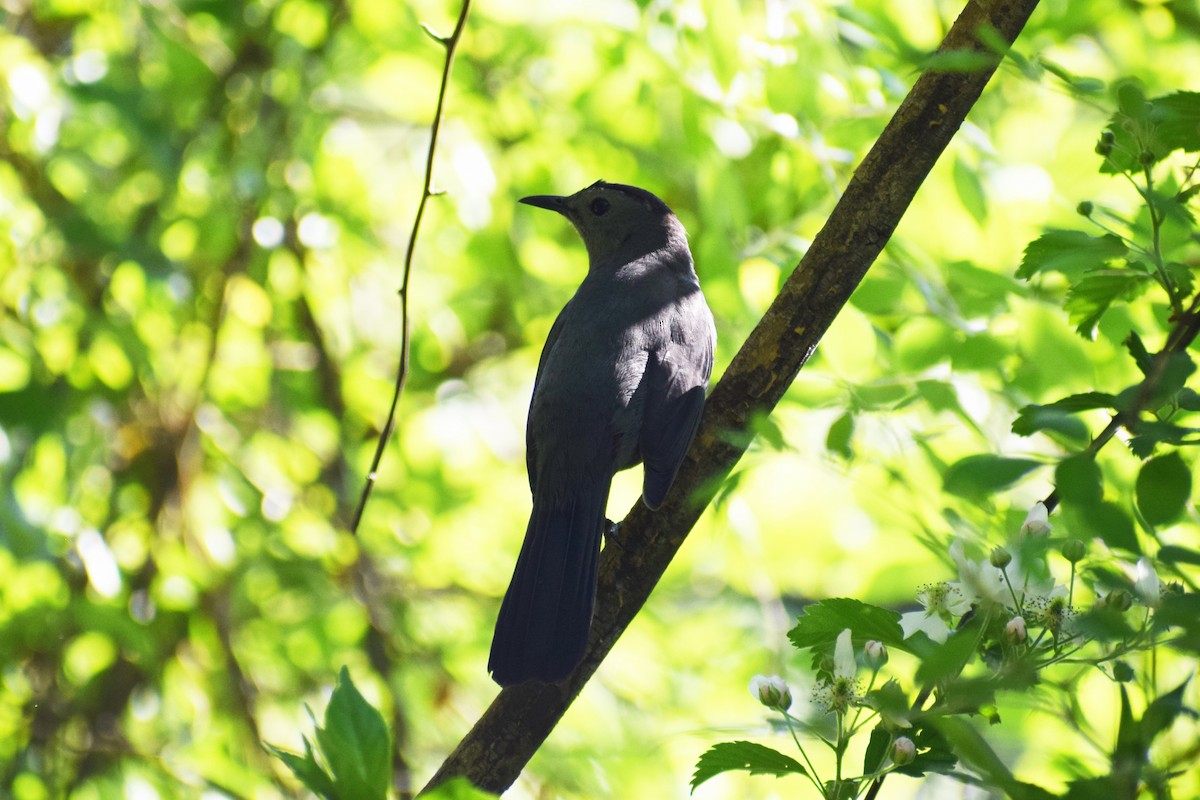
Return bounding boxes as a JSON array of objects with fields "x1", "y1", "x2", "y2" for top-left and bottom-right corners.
[{"x1": 520, "y1": 181, "x2": 684, "y2": 268}]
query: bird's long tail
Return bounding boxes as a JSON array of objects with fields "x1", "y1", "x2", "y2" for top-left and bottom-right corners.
[{"x1": 488, "y1": 482, "x2": 608, "y2": 686}]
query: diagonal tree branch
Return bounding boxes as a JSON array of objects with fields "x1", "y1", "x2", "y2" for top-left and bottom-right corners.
[{"x1": 424, "y1": 0, "x2": 1041, "y2": 793}]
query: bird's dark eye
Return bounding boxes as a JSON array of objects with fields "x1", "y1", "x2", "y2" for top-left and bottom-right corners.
[{"x1": 589, "y1": 197, "x2": 610, "y2": 216}]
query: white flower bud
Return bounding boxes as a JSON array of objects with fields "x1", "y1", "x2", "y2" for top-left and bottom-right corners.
[
  {"x1": 1134, "y1": 557, "x2": 1161, "y2": 609},
  {"x1": 1020, "y1": 502, "x2": 1052, "y2": 536},
  {"x1": 864, "y1": 640, "x2": 888, "y2": 669},
  {"x1": 1005, "y1": 615, "x2": 1027, "y2": 643},
  {"x1": 749, "y1": 674, "x2": 792, "y2": 711},
  {"x1": 891, "y1": 736, "x2": 916, "y2": 766}
]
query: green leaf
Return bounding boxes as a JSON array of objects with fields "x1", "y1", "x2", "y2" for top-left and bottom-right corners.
[
  {"x1": 1017, "y1": 230, "x2": 1126, "y2": 279},
  {"x1": 1141, "y1": 678, "x2": 1196, "y2": 745},
  {"x1": 787, "y1": 598, "x2": 905, "y2": 651},
  {"x1": 901, "y1": 724, "x2": 958, "y2": 777},
  {"x1": 1131, "y1": 350, "x2": 1197, "y2": 407},
  {"x1": 1055, "y1": 455, "x2": 1103, "y2": 505},
  {"x1": 1011, "y1": 405, "x2": 1090, "y2": 441},
  {"x1": 1128, "y1": 421, "x2": 1198, "y2": 459},
  {"x1": 1080, "y1": 501, "x2": 1139, "y2": 553},
  {"x1": 1071, "y1": 606, "x2": 1137, "y2": 642},
  {"x1": 1064, "y1": 270, "x2": 1151, "y2": 337},
  {"x1": 1043, "y1": 392, "x2": 1120, "y2": 412},
  {"x1": 1158, "y1": 545, "x2": 1200, "y2": 566},
  {"x1": 1156, "y1": 593, "x2": 1200, "y2": 652},
  {"x1": 1124, "y1": 332, "x2": 1153, "y2": 373},
  {"x1": 863, "y1": 726, "x2": 891, "y2": 775},
  {"x1": 920, "y1": 49, "x2": 999, "y2": 73},
  {"x1": 928, "y1": 716, "x2": 1015, "y2": 785},
  {"x1": 1136, "y1": 452, "x2": 1191, "y2": 526},
  {"x1": 421, "y1": 777, "x2": 499, "y2": 799},
  {"x1": 943, "y1": 455, "x2": 1042, "y2": 499},
  {"x1": 865, "y1": 680, "x2": 912, "y2": 730},
  {"x1": 953, "y1": 155, "x2": 987, "y2": 224},
  {"x1": 1064, "y1": 777, "x2": 1121, "y2": 800},
  {"x1": 315, "y1": 667, "x2": 392, "y2": 800},
  {"x1": 1114, "y1": 685, "x2": 1141, "y2": 775},
  {"x1": 826, "y1": 412, "x2": 854, "y2": 459},
  {"x1": 690, "y1": 741, "x2": 806, "y2": 792},
  {"x1": 914, "y1": 627, "x2": 980, "y2": 687},
  {"x1": 266, "y1": 738, "x2": 338, "y2": 799},
  {"x1": 1103, "y1": 88, "x2": 1200, "y2": 173}
]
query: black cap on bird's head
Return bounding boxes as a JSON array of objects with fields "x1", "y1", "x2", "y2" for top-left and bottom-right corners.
[{"x1": 520, "y1": 181, "x2": 684, "y2": 267}]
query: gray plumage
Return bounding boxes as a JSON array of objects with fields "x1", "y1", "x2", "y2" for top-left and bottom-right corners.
[{"x1": 489, "y1": 181, "x2": 716, "y2": 686}]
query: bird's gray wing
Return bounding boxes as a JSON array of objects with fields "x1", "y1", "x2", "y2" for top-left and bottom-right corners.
[
  {"x1": 638, "y1": 340, "x2": 712, "y2": 510},
  {"x1": 526, "y1": 307, "x2": 571, "y2": 494}
]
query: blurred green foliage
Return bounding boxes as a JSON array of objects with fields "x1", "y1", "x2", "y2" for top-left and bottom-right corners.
[{"x1": 1, "y1": 0, "x2": 1199, "y2": 797}]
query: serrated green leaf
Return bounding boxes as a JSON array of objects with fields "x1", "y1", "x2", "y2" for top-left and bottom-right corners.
[
  {"x1": 690, "y1": 741, "x2": 806, "y2": 791},
  {"x1": 788, "y1": 598, "x2": 905, "y2": 651},
  {"x1": 1128, "y1": 421, "x2": 1198, "y2": 459},
  {"x1": 1103, "y1": 88, "x2": 1200, "y2": 173},
  {"x1": 943, "y1": 455, "x2": 1042, "y2": 499},
  {"x1": 1136, "y1": 452, "x2": 1191, "y2": 526},
  {"x1": 895, "y1": 724, "x2": 958, "y2": 777},
  {"x1": 1017, "y1": 230, "x2": 1126, "y2": 279},
  {"x1": 1141, "y1": 678, "x2": 1195, "y2": 745},
  {"x1": 1064, "y1": 271, "x2": 1151, "y2": 337},
  {"x1": 316, "y1": 667, "x2": 391, "y2": 800},
  {"x1": 1055, "y1": 455, "x2": 1103, "y2": 505},
  {"x1": 1011, "y1": 405, "x2": 1090, "y2": 441},
  {"x1": 1045, "y1": 392, "x2": 1120, "y2": 412}
]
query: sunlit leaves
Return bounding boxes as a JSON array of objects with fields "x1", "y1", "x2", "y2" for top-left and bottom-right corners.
[
  {"x1": 1135, "y1": 452, "x2": 1191, "y2": 526},
  {"x1": 690, "y1": 741, "x2": 807, "y2": 792},
  {"x1": 942, "y1": 455, "x2": 1042, "y2": 499},
  {"x1": 1102, "y1": 87, "x2": 1200, "y2": 173},
  {"x1": 1017, "y1": 230, "x2": 1127, "y2": 280},
  {"x1": 267, "y1": 667, "x2": 391, "y2": 800}
]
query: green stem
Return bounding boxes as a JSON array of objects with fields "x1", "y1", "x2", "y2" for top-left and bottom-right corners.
[{"x1": 781, "y1": 712, "x2": 826, "y2": 794}]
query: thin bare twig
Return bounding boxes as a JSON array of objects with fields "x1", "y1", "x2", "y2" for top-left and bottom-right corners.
[{"x1": 350, "y1": 0, "x2": 473, "y2": 534}]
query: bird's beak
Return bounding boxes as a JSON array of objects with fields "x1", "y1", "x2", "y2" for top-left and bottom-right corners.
[{"x1": 519, "y1": 194, "x2": 570, "y2": 216}]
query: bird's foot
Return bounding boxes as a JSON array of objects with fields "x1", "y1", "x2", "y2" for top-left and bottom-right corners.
[{"x1": 602, "y1": 518, "x2": 620, "y2": 549}]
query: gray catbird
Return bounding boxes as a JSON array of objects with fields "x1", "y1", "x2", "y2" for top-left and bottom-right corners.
[{"x1": 488, "y1": 181, "x2": 716, "y2": 686}]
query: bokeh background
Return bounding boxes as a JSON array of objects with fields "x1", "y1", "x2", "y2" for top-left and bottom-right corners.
[{"x1": 1, "y1": 0, "x2": 1198, "y2": 797}]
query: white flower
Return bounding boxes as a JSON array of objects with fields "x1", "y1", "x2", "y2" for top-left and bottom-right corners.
[
  {"x1": 1134, "y1": 557, "x2": 1161, "y2": 609},
  {"x1": 900, "y1": 609, "x2": 951, "y2": 642},
  {"x1": 1005, "y1": 615, "x2": 1027, "y2": 643},
  {"x1": 811, "y1": 629, "x2": 861, "y2": 713},
  {"x1": 1026, "y1": 586, "x2": 1075, "y2": 634},
  {"x1": 834, "y1": 628, "x2": 855, "y2": 679},
  {"x1": 1020, "y1": 502, "x2": 1052, "y2": 536},
  {"x1": 750, "y1": 674, "x2": 793, "y2": 711},
  {"x1": 900, "y1": 582, "x2": 966, "y2": 643},
  {"x1": 949, "y1": 541, "x2": 1008, "y2": 606}
]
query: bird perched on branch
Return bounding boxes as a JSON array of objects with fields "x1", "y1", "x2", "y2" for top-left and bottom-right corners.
[{"x1": 489, "y1": 181, "x2": 716, "y2": 686}]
